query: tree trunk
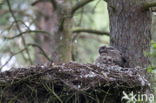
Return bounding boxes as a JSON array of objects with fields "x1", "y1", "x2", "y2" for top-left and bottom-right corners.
[
  {"x1": 35, "y1": 1, "x2": 72, "y2": 64},
  {"x1": 107, "y1": 0, "x2": 152, "y2": 68}
]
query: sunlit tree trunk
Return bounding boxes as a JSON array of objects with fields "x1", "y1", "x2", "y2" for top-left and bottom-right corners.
[
  {"x1": 34, "y1": 1, "x2": 72, "y2": 64},
  {"x1": 107, "y1": 0, "x2": 152, "y2": 68}
]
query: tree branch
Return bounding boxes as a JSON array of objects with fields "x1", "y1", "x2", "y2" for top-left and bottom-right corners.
[
  {"x1": 32, "y1": 0, "x2": 57, "y2": 9},
  {"x1": 27, "y1": 43, "x2": 51, "y2": 62},
  {"x1": 141, "y1": 1, "x2": 156, "y2": 11},
  {"x1": 72, "y1": 28, "x2": 110, "y2": 36},
  {"x1": 50, "y1": 0, "x2": 57, "y2": 9},
  {"x1": 72, "y1": 0, "x2": 94, "y2": 15},
  {"x1": 6, "y1": 0, "x2": 33, "y2": 65},
  {"x1": 3, "y1": 30, "x2": 50, "y2": 40},
  {"x1": 0, "y1": 48, "x2": 27, "y2": 70},
  {"x1": 32, "y1": 0, "x2": 48, "y2": 6},
  {"x1": 0, "y1": 2, "x2": 3, "y2": 6},
  {"x1": 0, "y1": 43, "x2": 51, "y2": 70}
]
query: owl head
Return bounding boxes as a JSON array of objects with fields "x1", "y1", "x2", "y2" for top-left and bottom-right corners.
[
  {"x1": 99, "y1": 45, "x2": 122, "y2": 56},
  {"x1": 98, "y1": 45, "x2": 115, "y2": 54}
]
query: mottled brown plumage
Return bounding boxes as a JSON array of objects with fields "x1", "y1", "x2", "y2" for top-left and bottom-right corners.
[{"x1": 94, "y1": 45, "x2": 125, "y2": 68}]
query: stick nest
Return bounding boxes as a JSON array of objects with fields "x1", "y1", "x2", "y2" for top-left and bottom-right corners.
[{"x1": 0, "y1": 62, "x2": 150, "y2": 103}]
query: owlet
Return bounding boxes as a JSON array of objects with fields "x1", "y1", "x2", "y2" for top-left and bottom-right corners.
[{"x1": 94, "y1": 45, "x2": 125, "y2": 68}]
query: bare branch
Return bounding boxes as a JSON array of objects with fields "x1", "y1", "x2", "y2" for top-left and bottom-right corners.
[
  {"x1": 27, "y1": 43, "x2": 51, "y2": 62},
  {"x1": 0, "y1": 48, "x2": 27, "y2": 70},
  {"x1": 0, "y1": 22, "x2": 16, "y2": 36},
  {"x1": 92, "y1": 0, "x2": 101, "y2": 12},
  {"x1": 31, "y1": 0, "x2": 48, "y2": 6},
  {"x1": 103, "y1": 0, "x2": 108, "y2": 3},
  {"x1": 3, "y1": 30, "x2": 50, "y2": 40},
  {"x1": 50, "y1": 0, "x2": 57, "y2": 9},
  {"x1": 72, "y1": 0, "x2": 94, "y2": 15},
  {"x1": 73, "y1": 28, "x2": 110, "y2": 36},
  {"x1": 0, "y1": 43, "x2": 51, "y2": 70},
  {"x1": 0, "y1": 2, "x2": 3, "y2": 6},
  {"x1": 6, "y1": 0, "x2": 33, "y2": 64}
]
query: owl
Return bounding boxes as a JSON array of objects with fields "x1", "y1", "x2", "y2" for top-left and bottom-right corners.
[{"x1": 94, "y1": 45, "x2": 125, "y2": 68}]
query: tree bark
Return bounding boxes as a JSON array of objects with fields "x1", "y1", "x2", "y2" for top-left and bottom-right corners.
[
  {"x1": 107, "y1": 0, "x2": 152, "y2": 68},
  {"x1": 35, "y1": 1, "x2": 72, "y2": 64}
]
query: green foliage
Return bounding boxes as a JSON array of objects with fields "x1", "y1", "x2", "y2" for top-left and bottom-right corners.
[
  {"x1": 145, "y1": 41, "x2": 156, "y2": 73},
  {"x1": 147, "y1": 65, "x2": 156, "y2": 73},
  {"x1": 146, "y1": 41, "x2": 156, "y2": 103}
]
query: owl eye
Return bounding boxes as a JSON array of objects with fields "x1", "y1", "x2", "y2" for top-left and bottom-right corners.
[{"x1": 99, "y1": 47, "x2": 106, "y2": 54}]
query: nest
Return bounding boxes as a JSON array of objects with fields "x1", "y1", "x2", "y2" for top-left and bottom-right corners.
[{"x1": 0, "y1": 62, "x2": 150, "y2": 103}]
